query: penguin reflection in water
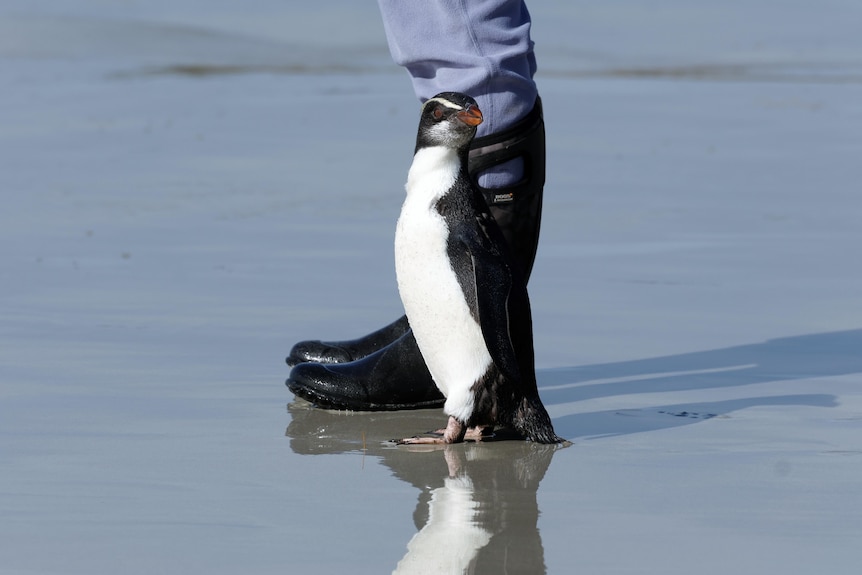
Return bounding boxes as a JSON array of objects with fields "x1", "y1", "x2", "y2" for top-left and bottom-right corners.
[{"x1": 394, "y1": 92, "x2": 562, "y2": 445}]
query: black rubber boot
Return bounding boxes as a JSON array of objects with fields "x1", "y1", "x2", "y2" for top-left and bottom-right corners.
[
  {"x1": 470, "y1": 97, "x2": 546, "y2": 282},
  {"x1": 286, "y1": 330, "x2": 447, "y2": 411},
  {"x1": 287, "y1": 98, "x2": 546, "y2": 410}
]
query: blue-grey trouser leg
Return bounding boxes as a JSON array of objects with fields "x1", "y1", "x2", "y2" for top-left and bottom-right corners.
[{"x1": 377, "y1": 0, "x2": 538, "y2": 188}]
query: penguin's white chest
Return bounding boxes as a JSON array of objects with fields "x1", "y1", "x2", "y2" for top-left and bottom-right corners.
[{"x1": 394, "y1": 147, "x2": 492, "y2": 422}]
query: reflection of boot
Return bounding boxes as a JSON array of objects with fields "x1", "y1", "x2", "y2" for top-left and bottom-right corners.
[{"x1": 286, "y1": 99, "x2": 546, "y2": 411}]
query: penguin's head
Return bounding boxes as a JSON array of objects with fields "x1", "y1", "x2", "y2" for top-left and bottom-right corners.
[{"x1": 416, "y1": 92, "x2": 483, "y2": 152}]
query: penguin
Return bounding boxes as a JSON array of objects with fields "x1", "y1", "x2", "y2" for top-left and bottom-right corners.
[{"x1": 394, "y1": 92, "x2": 562, "y2": 445}]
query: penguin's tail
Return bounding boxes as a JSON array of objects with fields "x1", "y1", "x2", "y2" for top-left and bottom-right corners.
[{"x1": 513, "y1": 395, "x2": 564, "y2": 444}]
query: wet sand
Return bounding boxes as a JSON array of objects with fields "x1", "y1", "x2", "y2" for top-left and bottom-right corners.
[{"x1": 2, "y1": 2, "x2": 862, "y2": 574}]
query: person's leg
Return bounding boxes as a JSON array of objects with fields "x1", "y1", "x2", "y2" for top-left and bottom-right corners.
[
  {"x1": 287, "y1": 0, "x2": 546, "y2": 410},
  {"x1": 380, "y1": 0, "x2": 537, "y2": 187},
  {"x1": 380, "y1": 0, "x2": 545, "y2": 278}
]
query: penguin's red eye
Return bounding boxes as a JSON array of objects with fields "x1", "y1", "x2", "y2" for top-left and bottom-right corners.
[{"x1": 432, "y1": 107, "x2": 444, "y2": 120}]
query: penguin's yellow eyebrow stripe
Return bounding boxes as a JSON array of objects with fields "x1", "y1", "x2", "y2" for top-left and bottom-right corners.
[{"x1": 424, "y1": 97, "x2": 464, "y2": 111}]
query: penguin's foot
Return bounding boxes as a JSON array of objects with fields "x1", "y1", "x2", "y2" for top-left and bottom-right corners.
[
  {"x1": 427, "y1": 425, "x2": 491, "y2": 441},
  {"x1": 466, "y1": 426, "x2": 492, "y2": 441},
  {"x1": 394, "y1": 436, "x2": 448, "y2": 445},
  {"x1": 395, "y1": 416, "x2": 466, "y2": 445}
]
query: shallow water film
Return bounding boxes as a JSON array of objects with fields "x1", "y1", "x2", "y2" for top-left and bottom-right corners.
[{"x1": 2, "y1": 1, "x2": 862, "y2": 574}]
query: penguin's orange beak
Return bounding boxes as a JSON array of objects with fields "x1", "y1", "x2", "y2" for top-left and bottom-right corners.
[{"x1": 457, "y1": 105, "x2": 483, "y2": 127}]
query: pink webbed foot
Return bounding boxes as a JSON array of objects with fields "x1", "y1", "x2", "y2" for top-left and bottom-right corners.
[
  {"x1": 421, "y1": 424, "x2": 491, "y2": 441},
  {"x1": 395, "y1": 416, "x2": 468, "y2": 445}
]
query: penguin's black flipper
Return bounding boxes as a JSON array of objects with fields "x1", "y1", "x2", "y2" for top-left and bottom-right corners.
[
  {"x1": 455, "y1": 214, "x2": 535, "y2": 387},
  {"x1": 459, "y1": 215, "x2": 560, "y2": 444}
]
